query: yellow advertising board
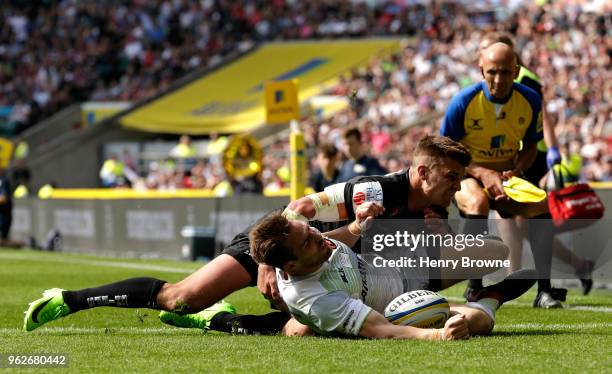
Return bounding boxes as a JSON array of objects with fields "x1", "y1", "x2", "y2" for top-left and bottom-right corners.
[
  {"x1": 265, "y1": 79, "x2": 299, "y2": 124},
  {"x1": 119, "y1": 40, "x2": 400, "y2": 134},
  {"x1": 82, "y1": 102, "x2": 132, "y2": 126}
]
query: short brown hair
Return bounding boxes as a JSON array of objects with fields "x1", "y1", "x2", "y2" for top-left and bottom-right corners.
[
  {"x1": 481, "y1": 32, "x2": 522, "y2": 65},
  {"x1": 318, "y1": 142, "x2": 338, "y2": 158},
  {"x1": 413, "y1": 135, "x2": 471, "y2": 167},
  {"x1": 482, "y1": 31, "x2": 515, "y2": 49},
  {"x1": 249, "y1": 212, "x2": 295, "y2": 268},
  {"x1": 342, "y1": 127, "x2": 361, "y2": 141}
]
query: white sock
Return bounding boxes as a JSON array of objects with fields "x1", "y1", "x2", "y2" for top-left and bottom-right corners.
[{"x1": 465, "y1": 298, "x2": 498, "y2": 322}]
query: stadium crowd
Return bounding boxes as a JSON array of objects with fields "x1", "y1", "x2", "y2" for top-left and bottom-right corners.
[
  {"x1": 0, "y1": 0, "x2": 472, "y2": 134},
  {"x1": 261, "y1": 0, "x2": 611, "y2": 190},
  {"x1": 1, "y1": 1, "x2": 609, "y2": 191},
  {"x1": 120, "y1": 1, "x2": 610, "y2": 193}
]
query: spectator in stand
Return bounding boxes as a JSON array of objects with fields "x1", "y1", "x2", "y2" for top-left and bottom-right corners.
[
  {"x1": 309, "y1": 143, "x2": 340, "y2": 192},
  {"x1": 369, "y1": 123, "x2": 393, "y2": 156},
  {"x1": 337, "y1": 127, "x2": 387, "y2": 182},
  {"x1": 169, "y1": 135, "x2": 197, "y2": 159},
  {"x1": 99, "y1": 154, "x2": 124, "y2": 188}
]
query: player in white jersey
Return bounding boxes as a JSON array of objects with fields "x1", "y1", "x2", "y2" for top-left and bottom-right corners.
[
  {"x1": 277, "y1": 236, "x2": 409, "y2": 336},
  {"x1": 250, "y1": 206, "x2": 536, "y2": 340},
  {"x1": 258, "y1": 135, "x2": 510, "y2": 306}
]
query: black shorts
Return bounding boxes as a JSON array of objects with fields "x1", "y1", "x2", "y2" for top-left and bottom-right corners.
[
  {"x1": 221, "y1": 229, "x2": 259, "y2": 286},
  {"x1": 221, "y1": 208, "x2": 288, "y2": 286},
  {"x1": 523, "y1": 150, "x2": 548, "y2": 186}
]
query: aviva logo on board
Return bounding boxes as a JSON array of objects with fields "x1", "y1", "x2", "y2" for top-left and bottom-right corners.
[
  {"x1": 191, "y1": 58, "x2": 327, "y2": 117},
  {"x1": 119, "y1": 40, "x2": 400, "y2": 134},
  {"x1": 265, "y1": 79, "x2": 299, "y2": 124}
]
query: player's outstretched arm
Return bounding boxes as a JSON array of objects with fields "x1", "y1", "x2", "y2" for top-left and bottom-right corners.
[
  {"x1": 284, "y1": 190, "x2": 348, "y2": 222},
  {"x1": 359, "y1": 310, "x2": 469, "y2": 341}
]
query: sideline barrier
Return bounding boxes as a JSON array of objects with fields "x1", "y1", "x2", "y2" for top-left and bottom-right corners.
[
  {"x1": 11, "y1": 188, "x2": 612, "y2": 279},
  {"x1": 40, "y1": 187, "x2": 315, "y2": 200},
  {"x1": 13, "y1": 195, "x2": 288, "y2": 259}
]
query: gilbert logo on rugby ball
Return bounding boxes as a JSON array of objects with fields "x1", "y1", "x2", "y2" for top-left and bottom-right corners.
[{"x1": 384, "y1": 290, "x2": 450, "y2": 328}]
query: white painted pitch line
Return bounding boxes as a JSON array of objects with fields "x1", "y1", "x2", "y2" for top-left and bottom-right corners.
[
  {"x1": 569, "y1": 305, "x2": 612, "y2": 313},
  {"x1": 496, "y1": 322, "x2": 612, "y2": 329},
  {"x1": 446, "y1": 296, "x2": 612, "y2": 313},
  {"x1": 0, "y1": 252, "x2": 196, "y2": 274},
  {"x1": 0, "y1": 327, "x2": 203, "y2": 334}
]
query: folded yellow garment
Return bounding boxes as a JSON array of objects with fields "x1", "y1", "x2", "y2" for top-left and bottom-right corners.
[{"x1": 484, "y1": 176, "x2": 547, "y2": 203}]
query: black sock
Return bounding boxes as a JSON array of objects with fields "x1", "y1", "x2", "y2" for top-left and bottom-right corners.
[
  {"x1": 209, "y1": 312, "x2": 291, "y2": 335},
  {"x1": 537, "y1": 279, "x2": 552, "y2": 293},
  {"x1": 463, "y1": 214, "x2": 488, "y2": 289},
  {"x1": 528, "y1": 214, "x2": 554, "y2": 293},
  {"x1": 62, "y1": 277, "x2": 166, "y2": 312},
  {"x1": 468, "y1": 279, "x2": 483, "y2": 289}
]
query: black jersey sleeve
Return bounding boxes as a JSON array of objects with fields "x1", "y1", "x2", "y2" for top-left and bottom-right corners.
[{"x1": 342, "y1": 171, "x2": 409, "y2": 220}]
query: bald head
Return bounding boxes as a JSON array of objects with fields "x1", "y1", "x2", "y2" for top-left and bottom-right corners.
[
  {"x1": 479, "y1": 42, "x2": 519, "y2": 99},
  {"x1": 481, "y1": 42, "x2": 517, "y2": 66}
]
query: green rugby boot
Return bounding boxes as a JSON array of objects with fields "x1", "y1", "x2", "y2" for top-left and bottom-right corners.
[
  {"x1": 159, "y1": 300, "x2": 236, "y2": 330},
  {"x1": 23, "y1": 288, "x2": 71, "y2": 332}
]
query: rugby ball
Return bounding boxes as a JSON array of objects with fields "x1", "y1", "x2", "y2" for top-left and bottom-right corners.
[{"x1": 384, "y1": 290, "x2": 450, "y2": 328}]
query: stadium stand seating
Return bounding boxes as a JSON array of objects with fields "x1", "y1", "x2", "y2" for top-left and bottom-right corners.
[{"x1": 1, "y1": 1, "x2": 609, "y2": 190}]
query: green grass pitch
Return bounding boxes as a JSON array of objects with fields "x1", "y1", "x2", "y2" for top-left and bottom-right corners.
[{"x1": 1, "y1": 249, "x2": 611, "y2": 373}]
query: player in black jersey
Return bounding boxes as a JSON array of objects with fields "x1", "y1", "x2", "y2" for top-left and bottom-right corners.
[{"x1": 24, "y1": 136, "x2": 508, "y2": 336}]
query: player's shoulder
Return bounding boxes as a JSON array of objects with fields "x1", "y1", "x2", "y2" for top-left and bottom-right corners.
[
  {"x1": 453, "y1": 81, "x2": 484, "y2": 102},
  {"x1": 276, "y1": 268, "x2": 327, "y2": 307},
  {"x1": 512, "y1": 82, "x2": 541, "y2": 107},
  {"x1": 517, "y1": 66, "x2": 541, "y2": 84},
  {"x1": 348, "y1": 170, "x2": 407, "y2": 186},
  {"x1": 516, "y1": 67, "x2": 542, "y2": 97},
  {"x1": 346, "y1": 172, "x2": 406, "y2": 203},
  {"x1": 447, "y1": 81, "x2": 484, "y2": 112}
]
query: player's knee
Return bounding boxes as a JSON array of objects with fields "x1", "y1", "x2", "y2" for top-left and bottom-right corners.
[
  {"x1": 282, "y1": 318, "x2": 314, "y2": 337},
  {"x1": 157, "y1": 283, "x2": 197, "y2": 313},
  {"x1": 471, "y1": 318, "x2": 494, "y2": 336},
  {"x1": 466, "y1": 310, "x2": 494, "y2": 336},
  {"x1": 456, "y1": 191, "x2": 489, "y2": 215},
  {"x1": 485, "y1": 239, "x2": 509, "y2": 261}
]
